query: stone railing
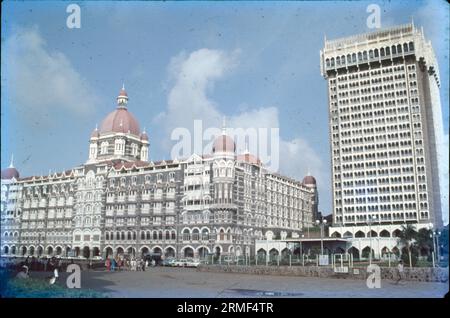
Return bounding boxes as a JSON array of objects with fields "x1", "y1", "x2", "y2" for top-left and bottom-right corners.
[{"x1": 197, "y1": 265, "x2": 449, "y2": 283}]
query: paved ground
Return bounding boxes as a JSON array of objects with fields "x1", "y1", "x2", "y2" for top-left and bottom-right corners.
[{"x1": 32, "y1": 267, "x2": 448, "y2": 298}]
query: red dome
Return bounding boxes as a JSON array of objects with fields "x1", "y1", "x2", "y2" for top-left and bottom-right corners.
[
  {"x1": 303, "y1": 175, "x2": 316, "y2": 186},
  {"x1": 99, "y1": 108, "x2": 140, "y2": 136},
  {"x1": 212, "y1": 134, "x2": 235, "y2": 153},
  {"x1": 237, "y1": 153, "x2": 261, "y2": 165},
  {"x1": 1, "y1": 167, "x2": 19, "y2": 180}
]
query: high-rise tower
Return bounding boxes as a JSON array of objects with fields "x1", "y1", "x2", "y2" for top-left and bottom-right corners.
[{"x1": 320, "y1": 23, "x2": 444, "y2": 235}]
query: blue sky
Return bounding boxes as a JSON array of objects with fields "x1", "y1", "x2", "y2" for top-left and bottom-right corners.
[{"x1": 1, "y1": 0, "x2": 449, "y2": 223}]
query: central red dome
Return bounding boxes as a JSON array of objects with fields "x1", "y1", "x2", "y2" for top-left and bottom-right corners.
[
  {"x1": 212, "y1": 134, "x2": 235, "y2": 153},
  {"x1": 99, "y1": 108, "x2": 140, "y2": 136}
]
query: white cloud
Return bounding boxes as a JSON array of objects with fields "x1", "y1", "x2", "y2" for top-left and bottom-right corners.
[
  {"x1": 157, "y1": 48, "x2": 326, "y2": 205},
  {"x1": 2, "y1": 26, "x2": 98, "y2": 125}
]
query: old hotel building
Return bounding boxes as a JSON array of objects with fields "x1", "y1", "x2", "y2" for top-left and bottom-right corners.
[
  {"x1": 320, "y1": 23, "x2": 445, "y2": 258},
  {"x1": 1, "y1": 87, "x2": 318, "y2": 260}
]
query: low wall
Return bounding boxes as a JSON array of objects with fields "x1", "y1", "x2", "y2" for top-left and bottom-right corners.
[{"x1": 197, "y1": 265, "x2": 449, "y2": 283}]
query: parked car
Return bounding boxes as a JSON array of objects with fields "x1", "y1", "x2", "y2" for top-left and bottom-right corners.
[
  {"x1": 173, "y1": 259, "x2": 188, "y2": 267},
  {"x1": 185, "y1": 258, "x2": 201, "y2": 268},
  {"x1": 161, "y1": 258, "x2": 176, "y2": 267},
  {"x1": 91, "y1": 256, "x2": 103, "y2": 260}
]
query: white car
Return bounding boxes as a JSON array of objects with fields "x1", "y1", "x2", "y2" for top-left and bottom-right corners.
[
  {"x1": 185, "y1": 258, "x2": 201, "y2": 268},
  {"x1": 173, "y1": 259, "x2": 188, "y2": 267},
  {"x1": 92, "y1": 256, "x2": 103, "y2": 260}
]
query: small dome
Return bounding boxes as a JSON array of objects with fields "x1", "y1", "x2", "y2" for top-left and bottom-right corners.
[
  {"x1": 140, "y1": 131, "x2": 149, "y2": 141},
  {"x1": 91, "y1": 128, "x2": 100, "y2": 138},
  {"x1": 212, "y1": 134, "x2": 235, "y2": 153},
  {"x1": 118, "y1": 88, "x2": 128, "y2": 97},
  {"x1": 303, "y1": 175, "x2": 316, "y2": 186},
  {"x1": 237, "y1": 153, "x2": 261, "y2": 165},
  {"x1": 1, "y1": 167, "x2": 19, "y2": 180}
]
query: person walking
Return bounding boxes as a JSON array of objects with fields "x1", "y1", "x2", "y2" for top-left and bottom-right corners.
[
  {"x1": 395, "y1": 260, "x2": 404, "y2": 284},
  {"x1": 105, "y1": 258, "x2": 111, "y2": 272}
]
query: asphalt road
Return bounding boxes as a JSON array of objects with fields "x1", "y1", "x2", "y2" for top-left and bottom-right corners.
[{"x1": 38, "y1": 267, "x2": 448, "y2": 298}]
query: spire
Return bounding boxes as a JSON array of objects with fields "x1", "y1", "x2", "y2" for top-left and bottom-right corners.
[
  {"x1": 222, "y1": 116, "x2": 227, "y2": 135},
  {"x1": 9, "y1": 154, "x2": 14, "y2": 168},
  {"x1": 122, "y1": 82, "x2": 125, "y2": 91}
]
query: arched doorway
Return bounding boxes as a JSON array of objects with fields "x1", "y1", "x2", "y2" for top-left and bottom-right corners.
[
  {"x1": 141, "y1": 247, "x2": 149, "y2": 258},
  {"x1": 37, "y1": 246, "x2": 43, "y2": 256},
  {"x1": 47, "y1": 246, "x2": 53, "y2": 256},
  {"x1": 56, "y1": 246, "x2": 62, "y2": 256},
  {"x1": 153, "y1": 247, "x2": 162, "y2": 255},
  {"x1": 348, "y1": 247, "x2": 359, "y2": 260},
  {"x1": 331, "y1": 232, "x2": 342, "y2": 238},
  {"x1": 183, "y1": 247, "x2": 194, "y2": 258},
  {"x1": 3, "y1": 246, "x2": 9, "y2": 255},
  {"x1": 105, "y1": 247, "x2": 113, "y2": 258},
  {"x1": 29, "y1": 246, "x2": 35, "y2": 256},
  {"x1": 269, "y1": 248, "x2": 279, "y2": 262},
  {"x1": 92, "y1": 247, "x2": 100, "y2": 257},
  {"x1": 392, "y1": 246, "x2": 400, "y2": 258},
  {"x1": 127, "y1": 247, "x2": 135, "y2": 257},
  {"x1": 116, "y1": 247, "x2": 124, "y2": 256},
  {"x1": 197, "y1": 247, "x2": 208, "y2": 259},
  {"x1": 343, "y1": 231, "x2": 353, "y2": 238},
  {"x1": 11, "y1": 246, "x2": 16, "y2": 255},
  {"x1": 215, "y1": 246, "x2": 221, "y2": 257},
  {"x1": 21, "y1": 246, "x2": 27, "y2": 256},
  {"x1": 362, "y1": 246, "x2": 374, "y2": 259},
  {"x1": 165, "y1": 247, "x2": 175, "y2": 258},
  {"x1": 381, "y1": 247, "x2": 390, "y2": 258},
  {"x1": 257, "y1": 248, "x2": 266, "y2": 261},
  {"x1": 83, "y1": 246, "x2": 90, "y2": 259}
]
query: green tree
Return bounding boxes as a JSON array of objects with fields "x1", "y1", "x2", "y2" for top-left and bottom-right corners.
[
  {"x1": 417, "y1": 228, "x2": 434, "y2": 260},
  {"x1": 397, "y1": 224, "x2": 417, "y2": 268}
]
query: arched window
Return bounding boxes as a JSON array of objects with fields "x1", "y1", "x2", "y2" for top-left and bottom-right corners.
[
  {"x1": 391, "y1": 45, "x2": 396, "y2": 54},
  {"x1": 101, "y1": 142, "x2": 109, "y2": 154}
]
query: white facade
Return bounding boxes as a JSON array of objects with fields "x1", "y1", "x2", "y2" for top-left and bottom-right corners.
[{"x1": 320, "y1": 23, "x2": 444, "y2": 257}]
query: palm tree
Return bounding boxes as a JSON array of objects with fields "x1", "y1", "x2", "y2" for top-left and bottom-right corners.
[
  {"x1": 417, "y1": 228, "x2": 434, "y2": 259},
  {"x1": 397, "y1": 224, "x2": 417, "y2": 268}
]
